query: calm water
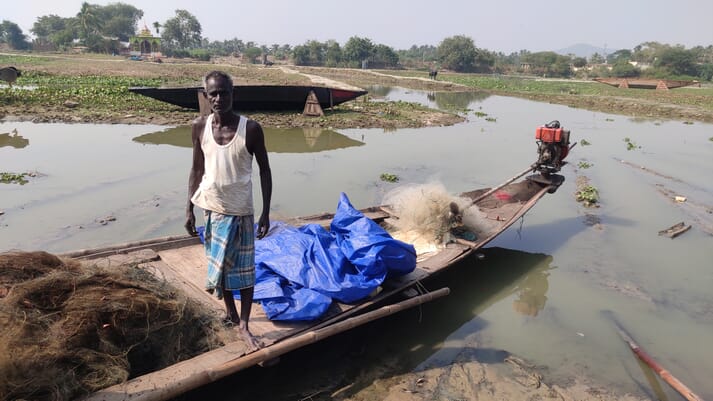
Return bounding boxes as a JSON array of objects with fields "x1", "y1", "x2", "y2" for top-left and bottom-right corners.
[{"x1": 1, "y1": 88, "x2": 712, "y2": 400}]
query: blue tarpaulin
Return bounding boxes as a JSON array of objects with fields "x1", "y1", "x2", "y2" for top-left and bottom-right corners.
[{"x1": 208, "y1": 193, "x2": 417, "y2": 321}]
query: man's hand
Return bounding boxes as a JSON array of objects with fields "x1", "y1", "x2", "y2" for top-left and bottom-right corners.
[
  {"x1": 256, "y1": 214, "x2": 270, "y2": 239},
  {"x1": 185, "y1": 212, "x2": 197, "y2": 236}
]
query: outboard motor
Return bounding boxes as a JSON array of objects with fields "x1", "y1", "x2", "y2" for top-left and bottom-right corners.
[{"x1": 534, "y1": 120, "x2": 571, "y2": 176}]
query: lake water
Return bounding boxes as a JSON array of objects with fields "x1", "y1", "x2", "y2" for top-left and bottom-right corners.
[{"x1": 1, "y1": 88, "x2": 712, "y2": 400}]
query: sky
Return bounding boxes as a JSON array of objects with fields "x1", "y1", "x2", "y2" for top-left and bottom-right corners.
[{"x1": 8, "y1": 0, "x2": 713, "y2": 54}]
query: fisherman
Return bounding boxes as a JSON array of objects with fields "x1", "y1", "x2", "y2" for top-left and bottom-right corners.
[{"x1": 185, "y1": 70, "x2": 273, "y2": 351}]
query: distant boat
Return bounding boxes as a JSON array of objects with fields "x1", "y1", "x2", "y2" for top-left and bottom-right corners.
[
  {"x1": 593, "y1": 77, "x2": 700, "y2": 90},
  {"x1": 128, "y1": 85, "x2": 368, "y2": 111}
]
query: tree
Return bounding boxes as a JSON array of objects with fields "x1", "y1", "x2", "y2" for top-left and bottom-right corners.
[
  {"x1": 607, "y1": 49, "x2": 632, "y2": 64},
  {"x1": 373, "y1": 44, "x2": 399, "y2": 68},
  {"x1": 324, "y1": 40, "x2": 342, "y2": 67},
  {"x1": 0, "y1": 20, "x2": 31, "y2": 50},
  {"x1": 97, "y1": 3, "x2": 143, "y2": 42},
  {"x1": 589, "y1": 52, "x2": 605, "y2": 64},
  {"x1": 572, "y1": 57, "x2": 587, "y2": 68},
  {"x1": 654, "y1": 47, "x2": 697, "y2": 77},
  {"x1": 292, "y1": 44, "x2": 310, "y2": 65},
  {"x1": 611, "y1": 60, "x2": 640, "y2": 77},
  {"x1": 76, "y1": 2, "x2": 103, "y2": 44},
  {"x1": 242, "y1": 46, "x2": 262, "y2": 63},
  {"x1": 152, "y1": 22, "x2": 161, "y2": 35},
  {"x1": 437, "y1": 35, "x2": 477, "y2": 72},
  {"x1": 161, "y1": 9, "x2": 202, "y2": 50},
  {"x1": 343, "y1": 36, "x2": 374, "y2": 66}
]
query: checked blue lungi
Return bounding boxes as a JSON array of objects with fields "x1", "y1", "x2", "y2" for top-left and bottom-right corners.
[{"x1": 203, "y1": 211, "x2": 255, "y2": 299}]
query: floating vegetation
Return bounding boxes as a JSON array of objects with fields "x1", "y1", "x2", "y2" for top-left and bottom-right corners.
[
  {"x1": 473, "y1": 111, "x2": 488, "y2": 118},
  {"x1": 709, "y1": 137, "x2": 713, "y2": 142},
  {"x1": 605, "y1": 118, "x2": 615, "y2": 122},
  {"x1": 484, "y1": 117, "x2": 497, "y2": 122},
  {"x1": 380, "y1": 173, "x2": 399, "y2": 183},
  {"x1": 683, "y1": 121, "x2": 694, "y2": 125},
  {"x1": 580, "y1": 139, "x2": 591, "y2": 146},
  {"x1": 623, "y1": 137, "x2": 640, "y2": 151},
  {"x1": 1, "y1": 172, "x2": 31, "y2": 185},
  {"x1": 576, "y1": 184, "x2": 599, "y2": 207},
  {"x1": 577, "y1": 161, "x2": 593, "y2": 169}
]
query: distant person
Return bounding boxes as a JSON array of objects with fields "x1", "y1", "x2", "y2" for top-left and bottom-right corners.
[
  {"x1": 0, "y1": 67, "x2": 21, "y2": 88},
  {"x1": 185, "y1": 70, "x2": 273, "y2": 351},
  {"x1": 428, "y1": 69, "x2": 438, "y2": 80}
]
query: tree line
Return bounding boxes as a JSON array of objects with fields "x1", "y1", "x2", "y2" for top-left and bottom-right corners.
[{"x1": 1, "y1": 3, "x2": 712, "y2": 81}]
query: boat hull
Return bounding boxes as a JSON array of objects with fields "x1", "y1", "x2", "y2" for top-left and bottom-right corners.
[
  {"x1": 128, "y1": 85, "x2": 368, "y2": 111},
  {"x1": 62, "y1": 172, "x2": 564, "y2": 401},
  {"x1": 593, "y1": 78, "x2": 700, "y2": 90}
]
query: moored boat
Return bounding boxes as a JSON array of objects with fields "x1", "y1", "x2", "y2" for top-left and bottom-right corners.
[
  {"x1": 593, "y1": 77, "x2": 700, "y2": 90},
  {"x1": 61, "y1": 167, "x2": 564, "y2": 401},
  {"x1": 128, "y1": 85, "x2": 368, "y2": 111}
]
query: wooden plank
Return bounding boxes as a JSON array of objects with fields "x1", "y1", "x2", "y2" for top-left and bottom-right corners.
[{"x1": 156, "y1": 245, "x2": 309, "y2": 345}]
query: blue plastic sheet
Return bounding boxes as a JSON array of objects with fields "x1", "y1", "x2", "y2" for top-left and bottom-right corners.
[
  {"x1": 198, "y1": 193, "x2": 416, "y2": 321},
  {"x1": 253, "y1": 193, "x2": 416, "y2": 321}
]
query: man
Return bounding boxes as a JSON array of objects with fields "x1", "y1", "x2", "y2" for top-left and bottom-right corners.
[{"x1": 185, "y1": 70, "x2": 272, "y2": 351}]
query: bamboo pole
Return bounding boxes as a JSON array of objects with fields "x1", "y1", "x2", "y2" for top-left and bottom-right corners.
[
  {"x1": 470, "y1": 165, "x2": 535, "y2": 205},
  {"x1": 604, "y1": 311, "x2": 704, "y2": 401},
  {"x1": 87, "y1": 287, "x2": 450, "y2": 401},
  {"x1": 209, "y1": 287, "x2": 450, "y2": 379}
]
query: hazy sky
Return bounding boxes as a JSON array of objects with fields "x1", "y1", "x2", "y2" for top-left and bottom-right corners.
[{"x1": 9, "y1": 0, "x2": 713, "y2": 53}]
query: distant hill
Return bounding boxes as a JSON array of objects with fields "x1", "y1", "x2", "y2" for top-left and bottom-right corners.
[{"x1": 555, "y1": 43, "x2": 610, "y2": 59}]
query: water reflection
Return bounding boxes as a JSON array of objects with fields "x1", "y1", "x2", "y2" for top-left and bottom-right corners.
[
  {"x1": 511, "y1": 261, "x2": 552, "y2": 317},
  {"x1": 366, "y1": 85, "x2": 490, "y2": 111},
  {"x1": 132, "y1": 125, "x2": 364, "y2": 153},
  {"x1": 0, "y1": 129, "x2": 29, "y2": 149},
  {"x1": 428, "y1": 91, "x2": 491, "y2": 111}
]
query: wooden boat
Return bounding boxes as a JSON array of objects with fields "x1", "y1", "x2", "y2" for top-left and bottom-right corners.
[
  {"x1": 63, "y1": 169, "x2": 564, "y2": 401},
  {"x1": 128, "y1": 85, "x2": 368, "y2": 111},
  {"x1": 593, "y1": 77, "x2": 700, "y2": 90}
]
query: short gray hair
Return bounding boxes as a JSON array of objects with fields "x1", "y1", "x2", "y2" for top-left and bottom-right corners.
[{"x1": 203, "y1": 70, "x2": 233, "y2": 88}]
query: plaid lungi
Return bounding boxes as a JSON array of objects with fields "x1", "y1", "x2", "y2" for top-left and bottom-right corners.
[{"x1": 203, "y1": 211, "x2": 255, "y2": 299}]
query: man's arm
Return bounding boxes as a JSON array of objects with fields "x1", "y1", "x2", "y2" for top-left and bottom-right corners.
[
  {"x1": 186, "y1": 117, "x2": 206, "y2": 236},
  {"x1": 246, "y1": 120, "x2": 272, "y2": 239}
]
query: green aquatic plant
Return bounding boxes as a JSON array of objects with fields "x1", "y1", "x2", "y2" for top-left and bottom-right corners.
[
  {"x1": 683, "y1": 121, "x2": 694, "y2": 125},
  {"x1": 473, "y1": 111, "x2": 488, "y2": 118},
  {"x1": 623, "y1": 137, "x2": 640, "y2": 151},
  {"x1": 379, "y1": 173, "x2": 399, "y2": 183},
  {"x1": 577, "y1": 161, "x2": 593, "y2": 169},
  {"x1": 1, "y1": 172, "x2": 29, "y2": 185},
  {"x1": 576, "y1": 185, "x2": 599, "y2": 207},
  {"x1": 484, "y1": 117, "x2": 497, "y2": 122},
  {"x1": 580, "y1": 139, "x2": 591, "y2": 146}
]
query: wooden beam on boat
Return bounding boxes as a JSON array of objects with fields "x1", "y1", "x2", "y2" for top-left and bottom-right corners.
[{"x1": 84, "y1": 287, "x2": 450, "y2": 401}]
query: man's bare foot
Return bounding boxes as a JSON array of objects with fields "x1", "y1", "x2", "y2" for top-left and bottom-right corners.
[{"x1": 237, "y1": 326, "x2": 261, "y2": 352}]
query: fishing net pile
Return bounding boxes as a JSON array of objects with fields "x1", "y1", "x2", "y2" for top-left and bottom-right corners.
[
  {"x1": 0, "y1": 251, "x2": 223, "y2": 401},
  {"x1": 382, "y1": 182, "x2": 498, "y2": 254}
]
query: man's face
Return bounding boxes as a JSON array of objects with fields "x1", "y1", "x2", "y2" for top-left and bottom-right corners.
[{"x1": 205, "y1": 76, "x2": 233, "y2": 114}]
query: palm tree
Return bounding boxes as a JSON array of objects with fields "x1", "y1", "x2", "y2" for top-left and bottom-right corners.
[
  {"x1": 76, "y1": 2, "x2": 102, "y2": 44},
  {"x1": 152, "y1": 21, "x2": 161, "y2": 35}
]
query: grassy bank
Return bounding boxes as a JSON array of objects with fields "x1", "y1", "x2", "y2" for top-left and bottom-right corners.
[{"x1": 383, "y1": 69, "x2": 713, "y2": 123}]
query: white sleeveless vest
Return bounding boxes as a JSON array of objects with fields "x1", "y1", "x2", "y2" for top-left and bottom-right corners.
[{"x1": 190, "y1": 114, "x2": 254, "y2": 216}]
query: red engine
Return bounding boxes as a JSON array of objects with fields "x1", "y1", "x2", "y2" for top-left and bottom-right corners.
[{"x1": 534, "y1": 120, "x2": 571, "y2": 175}]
